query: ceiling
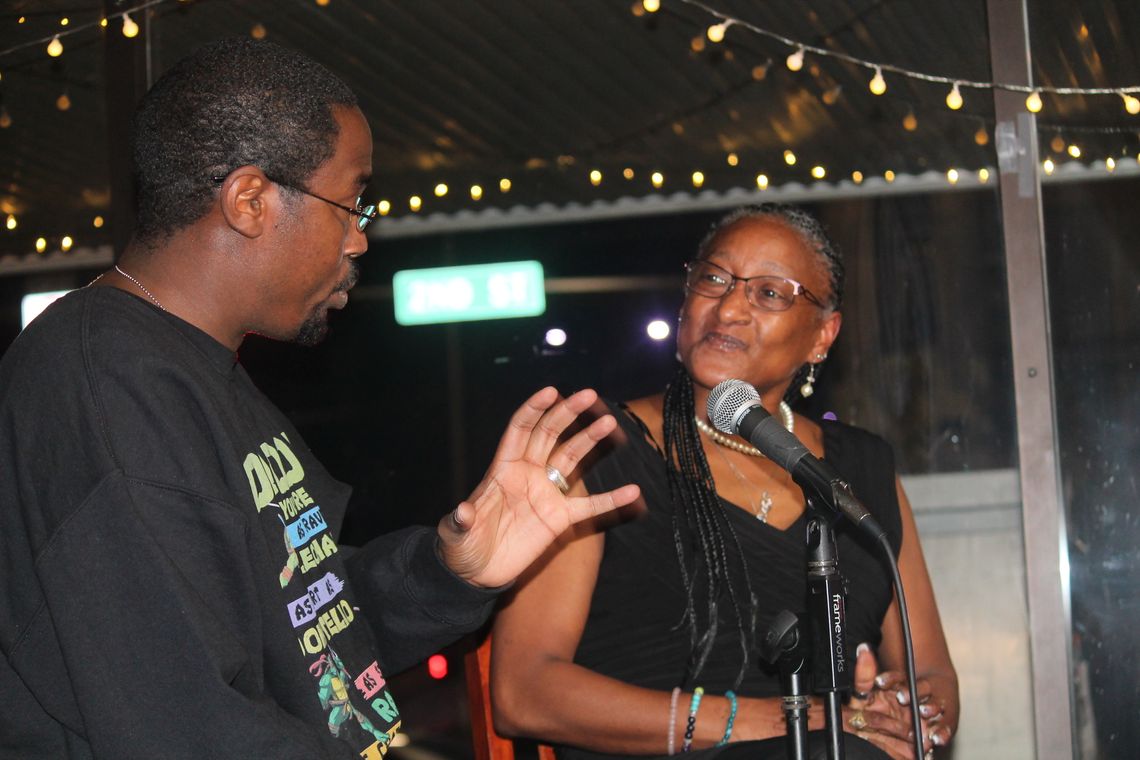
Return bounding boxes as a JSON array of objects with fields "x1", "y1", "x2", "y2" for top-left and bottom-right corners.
[{"x1": 1, "y1": 0, "x2": 1139, "y2": 264}]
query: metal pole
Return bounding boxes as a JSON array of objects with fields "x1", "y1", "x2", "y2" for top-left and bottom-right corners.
[{"x1": 985, "y1": 1, "x2": 1074, "y2": 757}]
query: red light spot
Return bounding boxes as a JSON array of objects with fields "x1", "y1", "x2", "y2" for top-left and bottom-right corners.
[{"x1": 427, "y1": 654, "x2": 448, "y2": 680}]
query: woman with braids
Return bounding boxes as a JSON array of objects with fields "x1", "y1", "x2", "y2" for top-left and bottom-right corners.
[{"x1": 490, "y1": 204, "x2": 958, "y2": 760}]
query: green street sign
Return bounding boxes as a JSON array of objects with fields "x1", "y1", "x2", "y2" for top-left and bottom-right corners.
[{"x1": 392, "y1": 260, "x2": 546, "y2": 325}]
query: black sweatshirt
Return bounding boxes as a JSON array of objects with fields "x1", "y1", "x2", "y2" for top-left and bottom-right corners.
[{"x1": 0, "y1": 287, "x2": 498, "y2": 759}]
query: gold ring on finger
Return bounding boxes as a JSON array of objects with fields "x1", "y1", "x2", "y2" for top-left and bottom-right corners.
[{"x1": 848, "y1": 710, "x2": 868, "y2": 731}]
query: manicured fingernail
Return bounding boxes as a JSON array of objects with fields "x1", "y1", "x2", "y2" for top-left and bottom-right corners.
[
  {"x1": 932, "y1": 732, "x2": 946, "y2": 746},
  {"x1": 874, "y1": 674, "x2": 888, "y2": 688},
  {"x1": 920, "y1": 704, "x2": 936, "y2": 717},
  {"x1": 896, "y1": 690, "x2": 910, "y2": 705},
  {"x1": 857, "y1": 643, "x2": 870, "y2": 657}
]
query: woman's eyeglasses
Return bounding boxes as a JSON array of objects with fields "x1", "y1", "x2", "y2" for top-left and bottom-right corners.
[{"x1": 684, "y1": 259, "x2": 826, "y2": 312}]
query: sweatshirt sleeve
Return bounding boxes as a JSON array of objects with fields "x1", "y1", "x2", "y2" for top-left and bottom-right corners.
[
  {"x1": 345, "y1": 527, "x2": 502, "y2": 674},
  {"x1": 16, "y1": 471, "x2": 360, "y2": 759}
]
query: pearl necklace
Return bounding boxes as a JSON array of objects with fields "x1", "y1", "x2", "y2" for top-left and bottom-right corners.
[
  {"x1": 694, "y1": 400, "x2": 794, "y2": 457},
  {"x1": 114, "y1": 265, "x2": 165, "y2": 311}
]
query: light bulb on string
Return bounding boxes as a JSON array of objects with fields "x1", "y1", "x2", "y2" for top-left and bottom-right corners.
[
  {"x1": 316, "y1": 0, "x2": 331, "y2": 6},
  {"x1": 250, "y1": 23, "x2": 267, "y2": 40},
  {"x1": 35, "y1": 237, "x2": 47, "y2": 253},
  {"x1": 1106, "y1": 157, "x2": 1116, "y2": 172},
  {"x1": 56, "y1": 91, "x2": 71, "y2": 111},
  {"x1": 783, "y1": 149, "x2": 796, "y2": 166},
  {"x1": 5, "y1": 214, "x2": 16, "y2": 230},
  {"x1": 1067, "y1": 144, "x2": 1081, "y2": 158},
  {"x1": 821, "y1": 85, "x2": 842, "y2": 106},
  {"x1": 642, "y1": 0, "x2": 660, "y2": 12},
  {"x1": 650, "y1": 171, "x2": 664, "y2": 188},
  {"x1": 434, "y1": 183, "x2": 448, "y2": 197},
  {"x1": 706, "y1": 21, "x2": 731, "y2": 43},
  {"x1": 377, "y1": 200, "x2": 391, "y2": 215},
  {"x1": 122, "y1": 12, "x2": 139, "y2": 38},
  {"x1": 589, "y1": 169, "x2": 602, "y2": 186},
  {"x1": 946, "y1": 82, "x2": 964, "y2": 110},
  {"x1": 902, "y1": 111, "x2": 918, "y2": 132},
  {"x1": 726, "y1": 153, "x2": 739, "y2": 167},
  {"x1": 1050, "y1": 135, "x2": 1065, "y2": 153},
  {"x1": 786, "y1": 47, "x2": 804, "y2": 72},
  {"x1": 1121, "y1": 93, "x2": 1140, "y2": 115},
  {"x1": 60, "y1": 17, "x2": 69, "y2": 27},
  {"x1": 47, "y1": 36, "x2": 63, "y2": 57},
  {"x1": 810, "y1": 165, "x2": 826, "y2": 179},
  {"x1": 469, "y1": 185, "x2": 482, "y2": 201},
  {"x1": 851, "y1": 171, "x2": 864, "y2": 184},
  {"x1": 978, "y1": 168, "x2": 990, "y2": 183},
  {"x1": 868, "y1": 67, "x2": 886, "y2": 95},
  {"x1": 1025, "y1": 90, "x2": 1043, "y2": 113},
  {"x1": 1042, "y1": 158, "x2": 1055, "y2": 175},
  {"x1": 60, "y1": 235, "x2": 73, "y2": 252},
  {"x1": 499, "y1": 178, "x2": 511, "y2": 192},
  {"x1": 622, "y1": 167, "x2": 634, "y2": 180},
  {"x1": 691, "y1": 171, "x2": 704, "y2": 188},
  {"x1": 946, "y1": 168, "x2": 960, "y2": 184},
  {"x1": 100, "y1": 17, "x2": 107, "y2": 28},
  {"x1": 884, "y1": 170, "x2": 896, "y2": 183},
  {"x1": 975, "y1": 125, "x2": 989, "y2": 146},
  {"x1": 755, "y1": 174, "x2": 769, "y2": 190},
  {"x1": 92, "y1": 215, "x2": 104, "y2": 228},
  {"x1": 409, "y1": 195, "x2": 422, "y2": 212},
  {"x1": 0, "y1": 106, "x2": 11, "y2": 129}
]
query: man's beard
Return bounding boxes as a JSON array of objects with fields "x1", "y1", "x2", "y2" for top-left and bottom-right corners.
[{"x1": 293, "y1": 262, "x2": 359, "y2": 347}]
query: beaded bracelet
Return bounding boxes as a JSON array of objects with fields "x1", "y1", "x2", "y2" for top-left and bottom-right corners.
[
  {"x1": 717, "y1": 690, "x2": 738, "y2": 746},
  {"x1": 667, "y1": 687, "x2": 682, "y2": 755},
  {"x1": 681, "y1": 686, "x2": 704, "y2": 753}
]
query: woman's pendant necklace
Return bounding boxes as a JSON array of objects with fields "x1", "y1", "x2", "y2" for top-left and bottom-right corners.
[{"x1": 711, "y1": 443, "x2": 775, "y2": 522}]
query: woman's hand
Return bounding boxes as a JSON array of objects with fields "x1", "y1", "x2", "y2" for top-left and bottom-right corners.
[{"x1": 842, "y1": 643, "x2": 938, "y2": 760}]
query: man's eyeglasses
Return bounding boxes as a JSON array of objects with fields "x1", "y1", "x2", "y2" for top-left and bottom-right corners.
[
  {"x1": 684, "y1": 259, "x2": 827, "y2": 312},
  {"x1": 210, "y1": 174, "x2": 378, "y2": 233}
]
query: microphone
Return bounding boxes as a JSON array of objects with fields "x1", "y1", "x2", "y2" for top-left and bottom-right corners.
[{"x1": 706, "y1": 379, "x2": 886, "y2": 541}]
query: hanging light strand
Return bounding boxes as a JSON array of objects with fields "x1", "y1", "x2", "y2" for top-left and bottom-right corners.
[
  {"x1": 675, "y1": 0, "x2": 1140, "y2": 98},
  {"x1": 0, "y1": 0, "x2": 169, "y2": 59}
]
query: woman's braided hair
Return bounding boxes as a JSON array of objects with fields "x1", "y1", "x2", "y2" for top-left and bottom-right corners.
[{"x1": 665, "y1": 203, "x2": 843, "y2": 688}]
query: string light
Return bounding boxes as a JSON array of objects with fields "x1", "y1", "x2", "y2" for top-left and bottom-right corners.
[
  {"x1": 622, "y1": 168, "x2": 635, "y2": 180},
  {"x1": 56, "y1": 91, "x2": 71, "y2": 111},
  {"x1": 755, "y1": 173, "x2": 768, "y2": 189},
  {"x1": 691, "y1": 171, "x2": 704, "y2": 187},
  {"x1": 409, "y1": 195, "x2": 422, "y2": 211},
  {"x1": 47, "y1": 36, "x2": 63, "y2": 57},
  {"x1": 250, "y1": 23, "x2": 267, "y2": 40},
  {"x1": 651, "y1": 171, "x2": 664, "y2": 188},
  {"x1": 783, "y1": 149, "x2": 796, "y2": 166},
  {"x1": 5, "y1": 214, "x2": 16, "y2": 230},
  {"x1": 946, "y1": 82, "x2": 964, "y2": 110},
  {"x1": 642, "y1": 0, "x2": 660, "y2": 12},
  {"x1": 810, "y1": 165, "x2": 826, "y2": 179},
  {"x1": 589, "y1": 169, "x2": 602, "y2": 186},
  {"x1": 1105, "y1": 157, "x2": 1116, "y2": 172},
  {"x1": 821, "y1": 85, "x2": 842, "y2": 105},
  {"x1": 975, "y1": 126, "x2": 990, "y2": 146},
  {"x1": 902, "y1": 111, "x2": 918, "y2": 131},
  {"x1": 726, "y1": 153, "x2": 738, "y2": 166},
  {"x1": 884, "y1": 170, "x2": 896, "y2": 183},
  {"x1": 100, "y1": 17, "x2": 108, "y2": 28},
  {"x1": 122, "y1": 12, "x2": 139, "y2": 38},
  {"x1": 751, "y1": 63, "x2": 769, "y2": 80},
  {"x1": 1122, "y1": 93, "x2": 1140, "y2": 115},
  {"x1": 851, "y1": 171, "x2": 864, "y2": 184},
  {"x1": 35, "y1": 237, "x2": 47, "y2": 253},
  {"x1": 92, "y1": 215, "x2": 104, "y2": 228},
  {"x1": 706, "y1": 21, "x2": 731, "y2": 43},
  {"x1": 786, "y1": 47, "x2": 804, "y2": 72},
  {"x1": 60, "y1": 235, "x2": 73, "y2": 251},
  {"x1": 868, "y1": 67, "x2": 886, "y2": 95},
  {"x1": 316, "y1": 0, "x2": 331, "y2": 6},
  {"x1": 499, "y1": 178, "x2": 511, "y2": 192},
  {"x1": 1025, "y1": 90, "x2": 1043, "y2": 113},
  {"x1": 60, "y1": 17, "x2": 69, "y2": 27},
  {"x1": 978, "y1": 168, "x2": 990, "y2": 183},
  {"x1": 0, "y1": 106, "x2": 11, "y2": 129},
  {"x1": 469, "y1": 185, "x2": 482, "y2": 201},
  {"x1": 377, "y1": 200, "x2": 391, "y2": 215},
  {"x1": 433, "y1": 183, "x2": 448, "y2": 197},
  {"x1": 946, "y1": 168, "x2": 959, "y2": 184},
  {"x1": 1067, "y1": 144, "x2": 1081, "y2": 158},
  {"x1": 1042, "y1": 158, "x2": 1055, "y2": 174}
]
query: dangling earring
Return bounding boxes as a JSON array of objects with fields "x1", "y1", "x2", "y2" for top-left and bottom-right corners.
[
  {"x1": 800, "y1": 353, "x2": 826, "y2": 398},
  {"x1": 800, "y1": 364, "x2": 817, "y2": 397}
]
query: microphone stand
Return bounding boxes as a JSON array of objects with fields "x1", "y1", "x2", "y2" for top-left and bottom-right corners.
[
  {"x1": 759, "y1": 610, "x2": 810, "y2": 760},
  {"x1": 806, "y1": 502, "x2": 851, "y2": 760}
]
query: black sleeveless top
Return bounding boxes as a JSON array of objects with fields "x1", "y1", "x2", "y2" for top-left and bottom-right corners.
[{"x1": 573, "y1": 404, "x2": 903, "y2": 730}]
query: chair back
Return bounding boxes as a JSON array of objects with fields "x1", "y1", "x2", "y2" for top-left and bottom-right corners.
[{"x1": 464, "y1": 631, "x2": 557, "y2": 760}]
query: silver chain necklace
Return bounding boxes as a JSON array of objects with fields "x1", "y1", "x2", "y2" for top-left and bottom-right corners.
[
  {"x1": 710, "y1": 442, "x2": 775, "y2": 522},
  {"x1": 114, "y1": 265, "x2": 165, "y2": 311}
]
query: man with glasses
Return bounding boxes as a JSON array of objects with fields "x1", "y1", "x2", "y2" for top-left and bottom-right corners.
[{"x1": 0, "y1": 38, "x2": 638, "y2": 759}]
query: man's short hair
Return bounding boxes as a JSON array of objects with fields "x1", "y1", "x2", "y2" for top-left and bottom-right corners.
[{"x1": 131, "y1": 37, "x2": 358, "y2": 243}]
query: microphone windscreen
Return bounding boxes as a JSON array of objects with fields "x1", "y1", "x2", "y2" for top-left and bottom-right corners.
[{"x1": 707, "y1": 378, "x2": 761, "y2": 435}]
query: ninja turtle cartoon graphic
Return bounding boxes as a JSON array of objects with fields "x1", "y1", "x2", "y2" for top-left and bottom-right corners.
[{"x1": 309, "y1": 649, "x2": 392, "y2": 745}]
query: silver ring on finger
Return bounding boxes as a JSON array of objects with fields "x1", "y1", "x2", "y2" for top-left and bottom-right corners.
[{"x1": 545, "y1": 465, "x2": 570, "y2": 494}]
